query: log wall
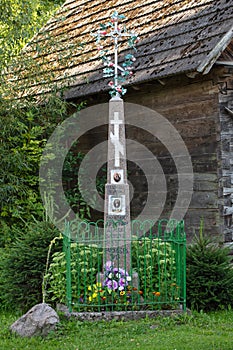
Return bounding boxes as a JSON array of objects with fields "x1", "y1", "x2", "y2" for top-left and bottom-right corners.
[
  {"x1": 72, "y1": 70, "x2": 231, "y2": 242},
  {"x1": 125, "y1": 74, "x2": 221, "y2": 241},
  {"x1": 218, "y1": 76, "x2": 233, "y2": 243}
]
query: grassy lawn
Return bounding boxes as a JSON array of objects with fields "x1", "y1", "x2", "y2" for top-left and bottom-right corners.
[{"x1": 0, "y1": 310, "x2": 233, "y2": 350}]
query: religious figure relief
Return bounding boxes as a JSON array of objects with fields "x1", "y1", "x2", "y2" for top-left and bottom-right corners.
[
  {"x1": 113, "y1": 198, "x2": 121, "y2": 209},
  {"x1": 108, "y1": 195, "x2": 125, "y2": 215},
  {"x1": 114, "y1": 173, "x2": 121, "y2": 182},
  {"x1": 111, "y1": 169, "x2": 124, "y2": 184}
]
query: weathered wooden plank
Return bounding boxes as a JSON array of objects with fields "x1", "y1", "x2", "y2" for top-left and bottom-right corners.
[
  {"x1": 127, "y1": 78, "x2": 218, "y2": 109},
  {"x1": 184, "y1": 209, "x2": 221, "y2": 241}
]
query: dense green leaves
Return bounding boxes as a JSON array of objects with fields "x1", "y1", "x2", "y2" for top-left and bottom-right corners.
[
  {"x1": 0, "y1": 0, "x2": 64, "y2": 68},
  {"x1": 46, "y1": 244, "x2": 103, "y2": 305},
  {"x1": 0, "y1": 0, "x2": 71, "y2": 237},
  {"x1": 132, "y1": 237, "x2": 178, "y2": 303},
  {"x1": 186, "y1": 233, "x2": 233, "y2": 311},
  {"x1": 0, "y1": 94, "x2": 75, "y2": 238},
  {"x1": 0, "y1": 221, "x2": 61, "y2": 311}
]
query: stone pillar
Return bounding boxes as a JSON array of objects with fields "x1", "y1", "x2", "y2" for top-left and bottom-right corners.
[{"x1": 103, "y1": 95, "x2": 131, "y2": 273}]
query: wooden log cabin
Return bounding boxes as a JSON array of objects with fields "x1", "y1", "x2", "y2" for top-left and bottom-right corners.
[{"x1": 11, "y1": 0, "x2": 233, "y2": 241}]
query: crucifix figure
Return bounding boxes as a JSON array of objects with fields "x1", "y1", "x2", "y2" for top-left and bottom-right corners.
[{"x1": 93, "y1": 11, "x2": 139, "y2": 283}]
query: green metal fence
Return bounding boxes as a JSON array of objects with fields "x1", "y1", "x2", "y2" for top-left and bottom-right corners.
[{"x1": 63, "y1": 219, "x2": 186, "y2": 312}]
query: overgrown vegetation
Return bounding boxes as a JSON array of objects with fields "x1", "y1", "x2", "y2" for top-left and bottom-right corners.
[
  {"x1": 0, "y1": 0, "x2": 73, "y2": 238},
  {"x1": 0, "y1": 96, "x2": 65, "y2": 234},
  {"x1": 132, "y1": 236, "x2": 179, "y2": 303},
  {"x1": 0, "y1": 0, "x2": 90, "y2": 237},
  {"x1": 0, "y1": 86, "x2": 95, "y2": 311},
  {"x1": 0, "y1": 221, "x2": 61, "y2": 311},
  {"x1": 46, "y1": 243, "x2": 102, "y2": 305}
]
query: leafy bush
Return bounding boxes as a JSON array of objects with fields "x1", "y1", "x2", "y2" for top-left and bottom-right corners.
[
  {"x1": 132, "y1": 237, "x2": 179, "y2": 303},
  {"x1": 45, "y1": 243, "x2": 103, "y2": 304},
  {"x1": 0, "y1": 94, "x2": 91, "y2": 247},
  {"x1": 0, "y1": 221, "x2": 61, "y2": 311},
  {"x1": 186, "y1": 233, "x2": 233, "y2": 311}
]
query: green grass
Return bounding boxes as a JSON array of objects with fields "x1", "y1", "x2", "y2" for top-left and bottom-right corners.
[{"x1": 0, "y1": 310, "x2": 233, "y2": 350}]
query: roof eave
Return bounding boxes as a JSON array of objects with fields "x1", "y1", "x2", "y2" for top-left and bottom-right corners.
[{"x1": 196, "y1": 25, "x2": 233, "y2": 75}]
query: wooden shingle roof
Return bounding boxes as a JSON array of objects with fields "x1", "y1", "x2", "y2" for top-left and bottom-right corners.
[{"x1": 8, "y1": 0, "x2": 233, "y2": 99}]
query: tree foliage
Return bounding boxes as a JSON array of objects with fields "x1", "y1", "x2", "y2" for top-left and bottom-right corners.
[
  {"x1": 0, "y1": 0, "x2": 90, "y2": 245},
  {"x1": 0, "y1": 94, "x2": 73, "y2": 242},
  {"x1": 0, "y1": 0, "x2": 64, "y2": 68}
]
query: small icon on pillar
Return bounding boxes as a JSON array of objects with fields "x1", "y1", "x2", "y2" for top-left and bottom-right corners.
[
  {"x1": 111, "y1": 169, "x2": 124, "y2": 184},
  {"x1": 108, "y1": 195, "x2": 125, "y2": 215}
]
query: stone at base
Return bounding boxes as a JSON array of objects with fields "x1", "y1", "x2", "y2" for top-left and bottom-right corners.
[
  {"x1": 10, "y1": 303, "x2": 59, "y2": 337},
  {"x1": 62, "y1": 309, "x2": 189, "y2": 322}
]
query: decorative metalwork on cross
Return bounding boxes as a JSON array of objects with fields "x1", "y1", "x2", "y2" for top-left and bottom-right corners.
[
  {"x1": 93, "y1": 11, "x2": 139, "y2": 97},
  {"x1": 92, "y1": 12, "x2": 139, "y2": 287}
]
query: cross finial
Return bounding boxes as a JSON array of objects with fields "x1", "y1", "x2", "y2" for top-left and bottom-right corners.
[{"x1": 92, "y1": 11, "x2": 139, "y2": 97}]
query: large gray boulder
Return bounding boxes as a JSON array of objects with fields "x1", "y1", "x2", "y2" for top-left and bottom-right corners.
[{"x1": 10, "y1": 303, "x2": 59, "y2": 337}]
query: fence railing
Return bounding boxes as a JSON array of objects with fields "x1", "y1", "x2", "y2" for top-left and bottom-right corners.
[{"x1": 63, "y1": 219, "x2": 186, "y2": 312}]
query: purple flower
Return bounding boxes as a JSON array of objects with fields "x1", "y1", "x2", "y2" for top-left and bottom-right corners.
[
  {"x1": 102, "y1": 263, "x2": 131, "y2": 293},
  {"x1": 119, "y1": 278, "x2": 127, "y2": 288},
  {"x1": 105, "y1": 261, "x2": 113, "y2": 271},
  {"x1": 113, "y1": 267, "x2": 118, "y2": 273},
  {"x1": 106, "y1": 279, "x2": 118, "y2": 290},
  {"x1": 113, "y1": 267, "x2": 127, "y2": 277},
  {"x1": 119, "y1": 268, "x2": 128, "y2": 276}
]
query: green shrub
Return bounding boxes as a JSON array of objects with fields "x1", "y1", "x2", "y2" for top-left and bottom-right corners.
[
  {"x1": 186, "y1": 233, "x2": 233, "y2": 311},
  {"x1": 0, "y1": 91, "x2": 88, "y2": 242},
  {"x1": 45, "y1": 243, "x2": 103, "y2": 304},
  {"x1": 0, "y1": 221, "x2": 61, "y2": 311},
  {"x1": 132, "y1": 237, "x2": 178, "y2": 303}
]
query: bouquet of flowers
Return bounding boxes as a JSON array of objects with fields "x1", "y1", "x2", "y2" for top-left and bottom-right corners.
[{"x1": 103, "y1": 260, "x2": 132, "y2": 294}]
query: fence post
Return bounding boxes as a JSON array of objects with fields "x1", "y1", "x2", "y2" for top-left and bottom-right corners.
[
  {"x1": 178, "y1": 221, "x2": 186, "y2": 311},
  {"x1": 63, "y1": 222, "x2": 72, "y2": 313},
  {"x1": 182, "y1": 229, "x2": 187, "y2": 311}
]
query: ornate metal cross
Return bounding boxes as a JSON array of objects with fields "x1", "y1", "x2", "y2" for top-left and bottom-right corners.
[
  {"x1": 93, "y1": 11, "x2": 139, "y2": 97},
  {"x1": 93, "y1": 12, "x2": 139, "y2": 287}
]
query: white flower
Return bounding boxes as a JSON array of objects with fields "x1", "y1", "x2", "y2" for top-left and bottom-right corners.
[
  {"x1": 126, "y1": 276, "x2": 132, "y2": 282},
  {"x1": 118, "y1": 286, "x2": 124, "y2": 291},
  {"x1": 108, "y1": 273, "x2": 113, "y2": 279}
]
